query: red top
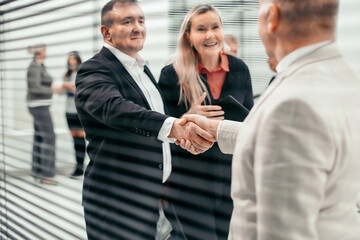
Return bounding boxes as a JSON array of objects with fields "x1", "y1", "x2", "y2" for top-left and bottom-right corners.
[{"x1": 198, "y1": 53, "x2": 229, "y2": 100}]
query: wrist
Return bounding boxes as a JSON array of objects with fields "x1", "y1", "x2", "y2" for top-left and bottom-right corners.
[
  {"x1": 210, "y1": 120, "x2": 220, "y2": 140},
  {"x1": 168, "y1": 119, "x2": 179, "y2": 139}
]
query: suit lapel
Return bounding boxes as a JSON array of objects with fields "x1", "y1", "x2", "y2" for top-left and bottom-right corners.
[{"x1": 101, "y1": 47, "x2": 152, "y2": 109}]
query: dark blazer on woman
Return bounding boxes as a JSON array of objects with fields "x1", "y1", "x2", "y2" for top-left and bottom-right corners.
[
  {"x1": 75, "y1": 47, "x2": 170, "y2": 239},
  {"x1": 158, "y1": 54, "x2": 254, "y2": 239}
]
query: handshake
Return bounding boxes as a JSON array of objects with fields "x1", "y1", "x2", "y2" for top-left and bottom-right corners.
[{"x1": 169, "y1": 114, "x2": 221, "y2": 155}]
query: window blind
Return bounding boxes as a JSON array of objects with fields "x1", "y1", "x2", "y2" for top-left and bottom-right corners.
[{"x1": 1, "y1": 0, "x2": 359, "y2": 239}]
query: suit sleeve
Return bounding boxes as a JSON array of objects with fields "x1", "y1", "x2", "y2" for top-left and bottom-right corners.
[
  {"x1": 76, "y1": 61, "x2": 168, "y2": 138},
  {"x1": 254, "y1": 98, "x2": 332, "y2": 240},
  {"x1": 217, "y1": 120, "x2": 243, "y2": 154}
]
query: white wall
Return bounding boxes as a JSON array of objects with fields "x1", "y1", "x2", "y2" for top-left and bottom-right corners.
[{"x1": 338, "y1": 0, "x2": 360, "y2": 74}]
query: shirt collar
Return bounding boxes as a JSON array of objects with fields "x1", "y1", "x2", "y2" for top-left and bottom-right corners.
[
  {"x1": 198, "y1": 52, "x2": 229, "y2": 73},
  {"x1": 103, "y1": 43, "x2": 148, "y2": 69},
  {"x1": 276, "y1": 40, "x2": 332, "y2": 73}
]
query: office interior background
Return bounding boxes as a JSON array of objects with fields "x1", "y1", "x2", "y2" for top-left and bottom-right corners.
[{"x1": 1, "y1": 0, "x2": 360, "y2": 239}]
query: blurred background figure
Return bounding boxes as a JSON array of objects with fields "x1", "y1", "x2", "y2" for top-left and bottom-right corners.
[
  {"x1": 224, "y1": 34, "x2": 238, "y2": 57},
  {"x1": 53, "y1": 51, "x2": 86, "y2": 178},
  {"x1": 26, "y1": 43, "x2": 57, "y2": 185},
  {"x1": 267, "y1": 56, "x2": 278, "y2": 73},
  {"x1": 267, "y1": 56, "x2": 278, "y2": 85},
  {"x1": 159, "y1": 4, "x2": 253, "y2": 239},
  {"x1": 254, "y1": 56, "x2": 279, "y2": 100}
]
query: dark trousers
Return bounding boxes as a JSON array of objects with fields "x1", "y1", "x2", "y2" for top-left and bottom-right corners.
[
  {"x1": 164, "y1": 202, "x2": 217, "y2": 240},
  {"x1": 28, "y1": 106, "x2": 56, "y2": 177},
  {"x1": 66, "y1": 113, "x2": 86, "y2": 166},
  {"x1": 73, "y1": 137, "x2": 86, "y2": 166},
  {"x1": 83, "y1": 202, "x2": 157, "y2": 240}
]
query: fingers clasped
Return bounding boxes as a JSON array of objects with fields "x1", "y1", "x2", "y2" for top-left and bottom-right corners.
[{"x1": 172, "y1": 114, "x2": 220, "y2": 155}]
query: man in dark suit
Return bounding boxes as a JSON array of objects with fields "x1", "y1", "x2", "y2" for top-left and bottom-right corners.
[{"x1": 75, "y1": 1, "x2": 214, "y2": 239}]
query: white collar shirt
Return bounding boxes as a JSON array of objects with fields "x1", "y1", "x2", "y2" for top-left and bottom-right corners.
[{"x1": 104, "y1": 43, "x2": 175, "y2": 183}]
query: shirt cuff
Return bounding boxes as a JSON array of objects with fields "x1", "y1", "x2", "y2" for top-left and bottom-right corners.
[
  {"x1": 158, "y1": 117, "x2": 177, "y2": 143},
  {"x1": 216, "y1": 120, "x2": 224, "y2": 141}
]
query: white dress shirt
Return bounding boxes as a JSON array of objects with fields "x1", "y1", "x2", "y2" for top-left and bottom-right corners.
[{"x1": 104, "y1": 43, "x2": 175, "y2": 183}]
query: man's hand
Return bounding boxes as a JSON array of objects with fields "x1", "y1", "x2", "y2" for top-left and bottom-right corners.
[
  {"x1": 186, "y1": 93, "x2": 224, "y2": 120},
  {"x1": 175, "y1": 114, "x2": 221, "y2": 154},
  {"x1": 169, "y1": 117, "x2": 216, "y2": 155}
]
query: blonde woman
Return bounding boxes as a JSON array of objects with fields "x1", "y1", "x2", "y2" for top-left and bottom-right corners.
[{"x1": 158, "y1": 4, "x2": 253, "y2": 239}]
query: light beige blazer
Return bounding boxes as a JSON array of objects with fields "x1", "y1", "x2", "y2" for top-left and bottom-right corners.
[{"x1": 218, "y1": 43, "x2": 360, "y2": 240}]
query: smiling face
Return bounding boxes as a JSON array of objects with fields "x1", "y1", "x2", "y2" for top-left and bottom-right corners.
[
  {"x1": 188, "y1": 11, "x2": 224, "y2": 60},
  {"x1": 101, "y1": 3, "x2": 146, "y2": 58}
]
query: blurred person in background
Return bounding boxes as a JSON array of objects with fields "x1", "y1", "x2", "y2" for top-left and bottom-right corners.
[
  {"x1": 224, "y1": 34, "x2": 239, "y2": 57},
  {"x1": 267, "y1": 56, "x2": 278, "y2": 85},
  {"x1": 26, "y1": 43, "x2": 57, "y2": 185},
  {"x1": 158, "y1": 4, "x2": 253, "y2": 239},
  {"x1": 267, "y1": 56, "x2": 278, "y2": 73},
  {"x1": 53, "y1": 51, "x2": 86, "y2": 178}
]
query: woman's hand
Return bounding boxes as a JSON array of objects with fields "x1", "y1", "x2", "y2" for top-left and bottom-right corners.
[
  {"x1": 51, "y1": 82, "x2": 64, "y2": 94},
  {"x1": 63, "y1": 82, "x2": 76, "y2": 93},
  {"x1": 186, "y1": 92, "x2": 224, "y2": 120}
]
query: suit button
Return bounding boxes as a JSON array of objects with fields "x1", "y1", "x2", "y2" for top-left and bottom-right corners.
[
  {"x1": 146, "y1": 131, "x2": 150, "y2": 137},
  {"x1": 158, "y1": 164, "x2": 163, "y2": 170},
  {"x1": 139, "y1": 129, "x2": 142, "y2": 134},
  {"x1": 135, "y1": 128, "x2": 138, "y2": 133}
]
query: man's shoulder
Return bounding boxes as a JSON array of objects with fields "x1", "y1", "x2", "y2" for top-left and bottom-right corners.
[
  {"x1": 78, "y1": 49, "x2": 116, "y2": 74},
  {"x1": 83, "y1": 49, "x2": 108, "y2": 65}
]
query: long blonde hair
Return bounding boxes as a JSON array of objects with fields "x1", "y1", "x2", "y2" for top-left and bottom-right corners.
[{"x1": 173, "y1": 4, "x2": 224, "y2": 108}]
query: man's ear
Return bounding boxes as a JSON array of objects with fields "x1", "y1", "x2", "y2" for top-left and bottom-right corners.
[
  {"x1": 101, "y1": 25, "x2": 111, "y2": 42},
  {"x1": 267, "y1": 4, "x2": 279, "y2": 33}
]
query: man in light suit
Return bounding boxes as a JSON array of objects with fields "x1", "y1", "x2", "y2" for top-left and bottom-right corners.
[
  {"x1": 75, "y1": 0, "x2": 214, "y2": 239},
  {"x1": 180, "y1": 0, "x2": 360, "y2": 239}
]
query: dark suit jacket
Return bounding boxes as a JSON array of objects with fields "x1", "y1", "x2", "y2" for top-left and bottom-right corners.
[
  {"x1": 75, "y1": 47, "x2": 169, "y2": 239},
  {"x1": 158, "y1": 54, "x2": 253, "y2": 239}
]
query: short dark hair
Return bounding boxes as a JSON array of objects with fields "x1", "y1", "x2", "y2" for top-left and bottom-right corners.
[{"x1": 101, "y1": 0, "x2": 138, "y2": 26}]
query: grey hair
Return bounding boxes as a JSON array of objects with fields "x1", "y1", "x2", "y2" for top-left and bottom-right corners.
[
  {"x1": 27, "y1": 43, "x2": 46, "y2": 55},
  {"x1": 269, "y1": 0, "x2": 339, "y2": 24}
]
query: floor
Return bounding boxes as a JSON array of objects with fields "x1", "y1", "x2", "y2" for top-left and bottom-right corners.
[{"x1": 1, "y1": 128, "x2": 87, "y2": 240}]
